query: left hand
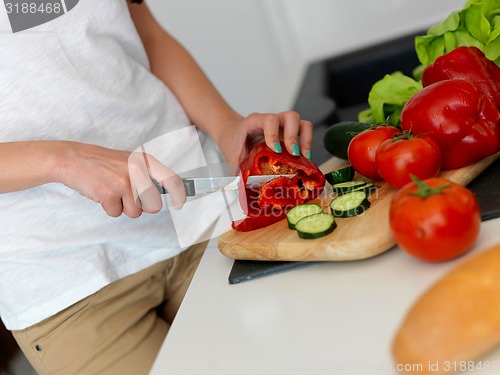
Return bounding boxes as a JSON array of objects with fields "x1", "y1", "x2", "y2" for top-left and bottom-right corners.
[{"x1": 217, "y1": 111, "x2": 313, "y2": 172}]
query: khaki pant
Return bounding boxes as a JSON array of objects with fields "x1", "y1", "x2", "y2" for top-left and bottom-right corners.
[{"x1": 12, "y1": 241, "x2": 207, "y2": 375}]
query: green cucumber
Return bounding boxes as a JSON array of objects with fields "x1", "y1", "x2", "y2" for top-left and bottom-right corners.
[
  {"x1": 323, "y1": 121, "x2": 372, "y2": 160},
  {"x1": 295, "y1": 213, "x2": 336, "y2": 239},
  {"x1": 333, "y1": 180, "x2": 367, "y2": 194},
  {"x1": 350, "y1": 182, "x2": 376, "y2": 196},
  {"x1": 329, "y1": 191, "x2": 371, "y2": 218},
  {"x1": 324, "y1": 165, "x2": 355, "y2": 185},
  {"x1": 286, "y1": 203, "x2": 324, "y2": 230}
]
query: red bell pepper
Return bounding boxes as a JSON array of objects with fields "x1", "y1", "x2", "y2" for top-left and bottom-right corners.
[
  {"x1": 422, "y1": 46, "x2": 500, "y2": 109},
  {"x1": 400, "y1": 79, "x2": 500, "y2": 170},
  {"x1": 232, "y1": 142, "x2": 325, "y2": 232},
  {"x1": 401, "y1": 46, "x2": 500, "y2": 170}
]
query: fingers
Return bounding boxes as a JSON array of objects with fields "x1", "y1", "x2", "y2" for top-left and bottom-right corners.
[
  {"x1": 244, "y1": 111, "x2": 313, "y2": 159},
  {"x1": 101, "y1": 195, "x2": 142, "y2": 219},
  {"x1": 128, "y1": 152, "x2": 186, "y2": 214},
  {"x1": 128, "y1": 152, "x2": 162, "y2": 214},
  {"x1": 261, "y1": 115, "x2": 282, "y2": 154},
  {"x1": 101, "y1": 198, "x2": 128, "y2": 218},
  {"x1": 158, "y1": 174, "x2": 186, "y2": 209},
  {"x1": 279, "y1": 112, "x2": 313, "y2": 158},
  {"x1": 99, "y1": 182, "x2": 142, "y2": 219},
  {"x1": 243, "y1": 113, "x2": 281, "y2": 154},
  {"x1": 140, "y1": 154, "x2": 187, "y2": 210},
  {"x1": 280, "y1": 111, "x2": 301, "y2": 156},
  {"x1": 298, "y1": 119, "x2": 313, "y2": 159},
  {"x1": 122, "y1": 189, "x2": 144, "y2": 218}
]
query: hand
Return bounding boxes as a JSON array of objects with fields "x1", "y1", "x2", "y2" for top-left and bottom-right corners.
[
  {"x1": 217, "y1": 111, "x2": 314, "y2": 171},
  {"x1": 58, "y1": 142, "x2": 186, "y2": 218}
]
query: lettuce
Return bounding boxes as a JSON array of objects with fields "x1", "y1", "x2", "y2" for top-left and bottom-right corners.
[
  {"x1": 358, "y1": 72, "x2": 422, "y2": 126},
  {"x1": 358, "y1": 0, "x2": 500, "y2": 125},
  {"x1": 415, "y1": 0, "x2": 500, "y2": 66}
]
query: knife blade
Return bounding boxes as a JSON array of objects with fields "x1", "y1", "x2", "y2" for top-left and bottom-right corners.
[{"x1": 153, "y1": 174, "x2": 296, "y2": 197}]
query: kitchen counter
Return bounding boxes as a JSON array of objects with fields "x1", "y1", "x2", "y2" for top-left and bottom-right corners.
[
  {"x1": 150, "y1": 216, "x2": 500, "y2": 375},
  {"x1": 151, "y1": 35, "x2": 500, "y2": 374}
]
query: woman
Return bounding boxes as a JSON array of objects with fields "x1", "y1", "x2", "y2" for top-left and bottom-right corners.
[{"x1": 0, "y1": 1, "x2": 313, "y2": 373}]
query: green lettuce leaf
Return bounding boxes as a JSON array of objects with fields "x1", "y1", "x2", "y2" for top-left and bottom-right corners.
[
  {"x1": 357, "y1": 72, "x2": 422, "y2": 126},
  {"x1": 415, "y1": 0, "x2": 500, "y2": 66},
  {"x1": 485, "y1": 15, "x2": 500, "y2": 60},
  {"x1": 358, "y1": 0, "x2": 500, "y2": 125}
]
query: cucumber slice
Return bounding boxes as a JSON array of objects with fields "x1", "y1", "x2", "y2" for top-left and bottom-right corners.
[
  {"x1": 350, "y1": 182, "x2": 376, "y2": 195},
  {"x1": 329, "y1": 191, "x2": 371, "y2": 218},
  {"x1": 286, "y1": 203, "x2": 323, "y2": 230},
  {"x1": 324, "y1": 165, "x2": 355, "y2": 185},
  {"x1": 333, "y1": 180, "x2": 367, "y2": 194},
  {"x1": 295, "y1": 213, "x2": 336, "y2": 239}
]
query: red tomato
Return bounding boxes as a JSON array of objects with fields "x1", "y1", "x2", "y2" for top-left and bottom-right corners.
[
  {"x1": 390, "y1": 177, "x2": 481, "y2": 262},
  {"x1": 376, "y1": 134, "x2": 441, "y2": 188},
  {"x1": 347, "y1": 126, "x2": 399, "y2": 180}
]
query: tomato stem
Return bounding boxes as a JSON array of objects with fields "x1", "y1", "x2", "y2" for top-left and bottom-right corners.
[
  {"x1": 392, "y1": 129, "x2": 415, "y2": 142},
  {"x1": 391, "y1": 129, "x2": 430, "y2": 143},
  {"x1": 409, "y1": 175, "x2": 449, "y2": 198}
]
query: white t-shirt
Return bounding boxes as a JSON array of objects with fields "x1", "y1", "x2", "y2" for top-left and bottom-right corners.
[{"x1": 0, "y1": 0, "x2": 221, "y2": 330}]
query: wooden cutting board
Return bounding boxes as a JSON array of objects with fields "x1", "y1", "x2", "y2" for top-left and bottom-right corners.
[{"x1": 218, "y1": 152, "x2": 500, "y2": 261}]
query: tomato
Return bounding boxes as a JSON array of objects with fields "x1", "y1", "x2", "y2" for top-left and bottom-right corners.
[
  {"x1": 390, "y1": 177, "x2": 481, "y2": 262},
  {"x1": 347, "y1": 126, "x2": 399, "y2": 180},
  {"x1": 376, "y1": 134, "x2": 441, "y2": 188}
]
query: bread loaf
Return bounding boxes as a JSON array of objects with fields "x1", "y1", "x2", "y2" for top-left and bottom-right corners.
[{"x1": 392, "y1": 243, "x2": 500, "y2": 374}]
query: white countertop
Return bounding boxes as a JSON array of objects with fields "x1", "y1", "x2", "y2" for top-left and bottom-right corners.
[{"x1": 150, "y1": 217, "x2": 500, "y2": 375}]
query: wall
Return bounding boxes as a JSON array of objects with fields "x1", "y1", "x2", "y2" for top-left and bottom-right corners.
[
  {"x1": 147, "y1": 0, "x2": 466, "y2": 115},
  {"x1": 265, "y1": 0, "x2": 467, "y2": 63}
]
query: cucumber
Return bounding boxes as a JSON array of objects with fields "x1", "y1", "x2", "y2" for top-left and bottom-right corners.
[
  {"x1": 329, "y1": 191, "x2": 371, "y2": 218},
  {"x1": 286, "y1": 203, "x2": 323, "y2": 230},
  {"x1": 350, "y1": 182, "x2": 376, "y2": 196},
  {"x1": 333, "y1": 180, "x2": 367, "y2": 194},
  {"x1": 295, "y1": 213, "x2": 336, "y2": 239},
  {"x1": 323, "y1": 121, "x2": 372, "y2": 160},
  {"x1": 324, "y1": 165, "x2": 355, "y2": 185}
]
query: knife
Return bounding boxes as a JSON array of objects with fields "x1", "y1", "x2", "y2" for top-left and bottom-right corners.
[{"x1": 153, "y1": 174, "x2": 296, "y2": 197}]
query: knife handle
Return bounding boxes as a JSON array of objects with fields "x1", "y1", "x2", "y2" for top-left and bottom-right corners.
[{"x1": 152, "y1": 179, "x2": 196, "y2": 197}]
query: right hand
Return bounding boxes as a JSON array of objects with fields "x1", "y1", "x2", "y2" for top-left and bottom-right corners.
[{"x1": 58, "y1": 142, "x2": 186, "y2": 218}]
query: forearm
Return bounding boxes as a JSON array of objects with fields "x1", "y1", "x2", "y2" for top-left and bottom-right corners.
[
  {"x1": 0, "y1": 141, "x2": 66, "y2": 193},
  {"x1": 129, "y1": 4, "x2": 243, "y2": 146},
  {"x1": 0, "y1": 140, "x2": 172, "y2": 217}
]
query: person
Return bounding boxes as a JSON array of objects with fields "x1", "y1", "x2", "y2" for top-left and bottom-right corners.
[{"x1": 0, "y1": 0, "x2": 314, "y2": 374}]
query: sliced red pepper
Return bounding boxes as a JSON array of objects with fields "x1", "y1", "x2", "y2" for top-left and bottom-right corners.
[
  {"x1": 232, "y1": 142, "x2": 325, "y2": 232},
  {"x1": 231, "y1": 211, "x2": 288, "y2": 232},
  {"x1": 257, "y1": 176, "x2": 299, "y2": 210},
  {"x1": 422, "y1": 46, "x2": 500, "y2": 109}
]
